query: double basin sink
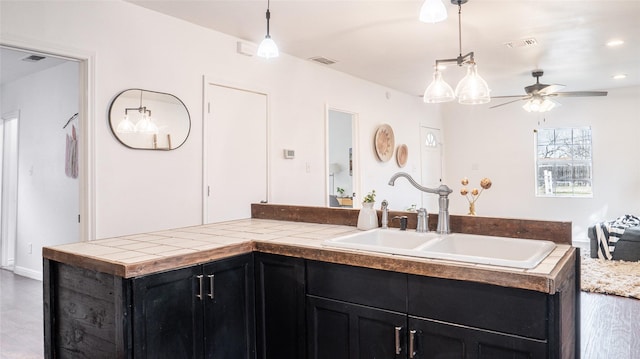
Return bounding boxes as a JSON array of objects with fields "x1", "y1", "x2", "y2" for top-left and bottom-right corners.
[{"x1": 323, "y1": 229, "x2": 556, "y2": 269}]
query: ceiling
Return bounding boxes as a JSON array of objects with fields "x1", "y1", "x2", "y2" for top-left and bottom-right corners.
[
  {"x1": 2, "y1": 1, "x2": 638, "y2": 104},
  {"x1": 126, "y1": 0, "x2": 639, "y2": 101}
]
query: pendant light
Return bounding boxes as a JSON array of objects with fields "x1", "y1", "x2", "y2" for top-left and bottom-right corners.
[
  {"x1": 257, "y1": 0, "x2": 279, "y2": 59},
  {"x1": 116, "y1": 114, "x2": 136, "y2": 133},
  {"x1": 423, "y1": 69, "x2": 455, "y2": 103},
  {"x1": 423, "y1": 0, "x2": 490, "y2": 105},
  {"x1": 419, "y1": 0, "x2": 448, "y2": 23},
  {"x1": 117, "y1": 90, "x2": 158, "y2": 134}
]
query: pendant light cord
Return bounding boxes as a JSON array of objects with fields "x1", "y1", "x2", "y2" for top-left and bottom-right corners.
[
  {"x1": 266, "y1": 0, "x2": 271, "y2": 37},
  {"x1": 457, "y1": 0, "x2": 462, "y2": 58}
]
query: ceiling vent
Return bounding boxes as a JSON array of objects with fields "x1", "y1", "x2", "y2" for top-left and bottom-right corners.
[
  {"x1": 309, "y1": 56, "x2": 337, "y2": 65},
  {"x1": 504, "y1": 38, "x2": 538, "y2": 49},
  {"x1": 21, "y1": 54, "x2": 46, "y2": 62}
]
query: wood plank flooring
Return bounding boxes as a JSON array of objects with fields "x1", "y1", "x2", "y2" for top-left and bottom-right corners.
[{"x1": 1, "y1": 269, "x2": 638, "y2": 358}]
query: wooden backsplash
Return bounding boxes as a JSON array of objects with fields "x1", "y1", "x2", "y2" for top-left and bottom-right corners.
[{"x1": 251, "y1": 203, "x2": 572, "y2": 245}]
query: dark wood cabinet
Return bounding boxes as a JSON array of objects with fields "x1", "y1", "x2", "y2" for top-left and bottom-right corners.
[
  {"x1": 307, "y1": 295, "x2": 406, "y2": 359},
  {"x1": 305, "y1": 260, "x2": 576, "y2": 359},
  {"x1": 408, "y1": 316, "x2": 546, "y2": 359},
  {"x1": 44, "y1": 249, "x2": 577, "y2": 359},
  {"x1": 132, "y1": 254, "x2": 255, "y2": 359},
  {"x1": 254, "y1": 253, "x2": 306, "y2": 359}
]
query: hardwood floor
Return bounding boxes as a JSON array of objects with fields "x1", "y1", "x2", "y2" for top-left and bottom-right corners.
[
  {"x1": 1, "y1": 269, "x2": 638, "y2": 358},
  {"x1": 581, "y1": 291, "x2": 640, "y2": 359},
  {"x1": 0, "y1": 269, "x2": 43, "y2": 359}
]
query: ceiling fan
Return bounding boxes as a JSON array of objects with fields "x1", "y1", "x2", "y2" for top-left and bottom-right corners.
[{"x1": 490, "y1": 70, "x2": 608, "y2": 112}]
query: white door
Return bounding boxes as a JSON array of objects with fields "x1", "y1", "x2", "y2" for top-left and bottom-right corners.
[
  {"x1": 420, "y1": 126, "x2": 442, "y2": 213},
  {"x1": 205, "y1": 84, "x2": 268, "y2": 223}
]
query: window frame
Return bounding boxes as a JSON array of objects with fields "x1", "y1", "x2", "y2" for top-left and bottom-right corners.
[{"x1": 534, "y1": 126, "x2": 593, "y2": 198}]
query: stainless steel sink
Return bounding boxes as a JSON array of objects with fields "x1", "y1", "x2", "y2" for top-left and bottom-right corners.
[{"x1": 323, "y1": 229, "x2": 556, "y2": 269}]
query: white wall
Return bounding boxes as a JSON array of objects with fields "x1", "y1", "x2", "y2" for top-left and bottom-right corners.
[
  {"x1": 0, "y1": 61, "x2": 80, "y2": 278},
  {"x1": 1, "y1": 1, "x2": 441, "y2": 241},
  {"x1": 442, "y1": 86, "x2": 640, "y2": 246}
]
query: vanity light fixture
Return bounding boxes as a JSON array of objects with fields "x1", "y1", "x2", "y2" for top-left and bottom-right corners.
[
  {"x1": 423, "y1": 0, "x2": 490, "y2": 105},
  {"x1": 257, "y1": 0, "x2": 279, "y2": 59},
  {"x1": 419, "y1": 0, "x2": 448, "y2": 23}
]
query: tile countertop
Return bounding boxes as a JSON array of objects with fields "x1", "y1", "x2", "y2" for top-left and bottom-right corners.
[{"x1": 43, "y1": 219, "x2": 576, "y2": 294}]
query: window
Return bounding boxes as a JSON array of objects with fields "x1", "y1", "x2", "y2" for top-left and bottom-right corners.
[{"x1": 535, "y1": 127, "x2": 592, "y2": 197}]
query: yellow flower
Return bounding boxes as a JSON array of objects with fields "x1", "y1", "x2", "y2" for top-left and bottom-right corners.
[
  {"x1": 471, "y1": 188, "x2": 479, "y2": 196},
  {"x1": 461, "y1": 177, "x2": 469, "y2": 186},
  {"x1": 480, "y1": 178, "x2": 492, "y2": 190},
  {"x1": 460, "y1": 188, "x2": 468, "y2": 196}
]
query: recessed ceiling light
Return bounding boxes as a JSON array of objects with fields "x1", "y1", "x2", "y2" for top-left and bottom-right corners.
[
  {"x1": 612, "y1": 74, "x2": 627, "y2": 80},
  {"x1": 606, "y1": 39, "x2": 624, "y2": 47}
]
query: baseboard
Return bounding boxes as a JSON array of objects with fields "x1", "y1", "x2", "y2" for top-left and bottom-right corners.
[{"x1": 13, "y1": 265, "x2": 43, "y2": 281}]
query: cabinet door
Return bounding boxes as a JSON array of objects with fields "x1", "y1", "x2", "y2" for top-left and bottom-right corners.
[
  {"x1": 132, "y1": 265, "x2": 204, "y2": 359},
  {"x1": 307, "y1": 296, "x2": 407, "y2": 359},
  {"x1": 202, "y1": 254, "x2": 255, "y2": 359},
  {"x1": 254, "y1": 253, "x2": 306, "y2": 359},
  {"x1": 408, "y1": 316, "x2": 547, "y2": 359}
]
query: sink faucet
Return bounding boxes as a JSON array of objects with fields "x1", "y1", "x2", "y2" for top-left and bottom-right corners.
[
  {"x1": 381, "y1": 200, "x2": 389, "y2": 229},
  {"x1": 388, "y1": 172, "x2": 452, "y2": 234}
]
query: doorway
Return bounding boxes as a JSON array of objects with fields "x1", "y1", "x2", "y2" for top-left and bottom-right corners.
[
  {"x1": 420, "y1": 126, "x2": 443, "y2": 213},
  {"x1": 0, "y1": 45, "x2": 85, "y2": 279},
  {"x1": 0, "y1": 114, "x2": 18, "y2": 269},
  {"x1": 326, "y1": 108, "x2": 360, "y2": 208}
]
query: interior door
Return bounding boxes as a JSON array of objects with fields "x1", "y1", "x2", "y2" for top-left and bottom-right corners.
[
  {"x1": 205, "y1": 83, "x2": 268, "y2": 223},
  {"x1": 419, "y1": 126, "x2": 442, "y2": 214}
]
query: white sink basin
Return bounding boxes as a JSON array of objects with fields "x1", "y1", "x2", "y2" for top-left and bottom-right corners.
[
  {"x1": 417, "y1": 233, "x2": 556, "y2": 269},
  {"x1": 323, "y1": 229, "x2": 556, "y2": 269}
]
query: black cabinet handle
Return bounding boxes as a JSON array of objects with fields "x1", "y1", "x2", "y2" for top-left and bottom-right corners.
[
  {"x1": 409, "y1": 329, "x2": 416, "y2": 358},
  {"x1": 394, "y1": 326, "x2": 402, "y2": 355},
  {"x1": 207, "y1": 274, "x2": 215, "y2": 299},
  {"x1": 196, "y1": 275, "x2": 204, "y2": 300}
]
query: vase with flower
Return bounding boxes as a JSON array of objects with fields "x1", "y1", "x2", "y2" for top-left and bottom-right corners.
[
  {"x1": 357, "y1": 190, "x2": 379, "y2": 230},
  {"x1": 460, "y1": 177, "x2": 492, "y2": 215}
]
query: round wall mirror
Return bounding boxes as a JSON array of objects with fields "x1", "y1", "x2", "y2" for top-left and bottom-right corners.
[{"x1": 109, "y1": 89, "x2": 190, "y2": 150}]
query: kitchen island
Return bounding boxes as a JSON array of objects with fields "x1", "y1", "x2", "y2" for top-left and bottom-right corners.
[{"x1": 43, "y1": 204, "x2": 579, "y2": 358}]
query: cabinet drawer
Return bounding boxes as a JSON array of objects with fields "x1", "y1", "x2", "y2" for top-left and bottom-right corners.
[
  {"x1": 307, "y1": 260, "x2": 407, "y2": 312},
  {"x1": 408, "y1": 275, "x2": 548, "y2": 340}
]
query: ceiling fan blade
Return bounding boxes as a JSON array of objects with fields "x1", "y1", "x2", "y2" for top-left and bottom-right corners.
[
  {"x1": 489, "y1": 98, "x2": 528, "y2": 109},
  {"x1": 552, "y1": 91, "x2": 608, "y2": 97},
  {"x1": 538, "y1": 84, "x2": 565, "y2": 95},
  {"x1": 491, "y1": 95, "x2": 531, "y2": 99}
]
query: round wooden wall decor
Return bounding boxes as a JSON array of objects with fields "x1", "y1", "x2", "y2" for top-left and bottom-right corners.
[
  {"x1": 396, "y1": 144, "x2": 408, "y2": 167},
  {"x1": 374, "y1": 124, "x2": 395, "y2": 162}
]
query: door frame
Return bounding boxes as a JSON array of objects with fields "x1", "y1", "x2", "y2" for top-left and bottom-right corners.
[
  {"x1": 0, "y1": 39, "x2": 96, "y2": 243},
  {"x1": 0, "y1": 112, "x2": 19, "y2": 268},
  {"x1": 201, "y1": 76, "x2": 271, "y2": 223}
]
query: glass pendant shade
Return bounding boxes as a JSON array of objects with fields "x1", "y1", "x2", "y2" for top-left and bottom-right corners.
[
  {"x1": 116, "y1": 115, "x2": 136, "y2": 133},
  {"x1": 423, "y1": 70, "x2": 455, "y2": 103},
  {"x1": 257, "y1": 36, "x2": 279, "y2": 59},
  {"x1": 419, "y1": 0, "x2": 448, "y2": 23},
  {"x1": 135, "y1": 114, "x2": 159, "y2": 134},
  {"x1": 455, "y1": 63, "x2": 491, "y2": 105}
]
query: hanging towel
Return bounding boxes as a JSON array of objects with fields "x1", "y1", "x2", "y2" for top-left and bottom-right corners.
[{"x1": 65, "y1": 125, "x2": 78, "y2": 179}]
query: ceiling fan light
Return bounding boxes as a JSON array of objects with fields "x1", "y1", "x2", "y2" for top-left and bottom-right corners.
[
  {"x1": 257, "y1": 35, "x2": 279, "y2": 59},
  {"x1": 455, "y1": 63, "x2": 491, "y2": 105},
  {"x1": 419, "y1": 0, "x2": 448, "y2": 23},
  {"x1": 523, "y1": 97, "x2": 558, "y2": 113},
  {"x1": 423, "y1": 70, "x2": 455, "y2": 103}
]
